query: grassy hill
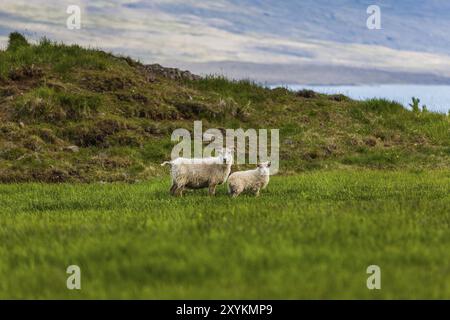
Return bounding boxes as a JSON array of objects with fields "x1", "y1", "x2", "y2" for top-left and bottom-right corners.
[{"x1": 0, "y1": 33, "x2": 449, "y2": 182}]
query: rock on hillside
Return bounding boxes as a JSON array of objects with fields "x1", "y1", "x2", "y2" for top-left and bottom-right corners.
[{"x1": 141, "y1": 64, "x2": 201, "y2": 82}]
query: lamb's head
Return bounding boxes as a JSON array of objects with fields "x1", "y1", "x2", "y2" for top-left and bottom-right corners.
[
  {"x1": 217, "y1": 147, "x2": 234, "y2": 165},
  {"x1": 257, "y1": 161, "x2": 271, "y2": 175}
]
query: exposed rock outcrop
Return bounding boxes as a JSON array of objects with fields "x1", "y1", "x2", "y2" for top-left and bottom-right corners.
[{"x1": 141, "y1": 64, "x2": 201, "y2": 82}]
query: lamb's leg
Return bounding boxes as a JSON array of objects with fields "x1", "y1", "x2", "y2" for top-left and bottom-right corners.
[
  {"x1": 254, "y1": 188, "x2": 260, "y2": 197},
  {"x1": 208, "y1": 184, "x2": 217, "y2": 196},
  {"x1": 230, "y1": 186, "x2": 242, "y2": 198}
]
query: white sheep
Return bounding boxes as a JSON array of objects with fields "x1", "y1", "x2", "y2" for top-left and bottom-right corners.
[
  {"x1": 161, "y1": 148, "x2": 233, "y2": 196},
  {"x1": 227, "y1": 162, "x2": 271, "y2": 197}
]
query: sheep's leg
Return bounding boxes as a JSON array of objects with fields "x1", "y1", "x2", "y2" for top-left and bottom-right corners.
[
  {"x1": 171, "y1": 185, "x2": 183, "y2": 197},
  {"x1": 176, "y1": 186, "x2": 184, "y2": 197},
  {"x1": 169, "y1": 183, "x2": 177, "y2": 195},
  {"x1": 254, "y1": 188, "x2": 260, "y2": 197},
  {"x1": 208, "y1": 184, "x2": 217, "y2": 196}
]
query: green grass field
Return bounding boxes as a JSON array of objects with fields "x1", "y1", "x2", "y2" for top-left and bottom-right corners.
[
  {"x1": 1, "y1": 170, "x2": 449, "y2": 299},
  {"x1": 1, "y1": 33, "x2": 449, "y2": 300}
]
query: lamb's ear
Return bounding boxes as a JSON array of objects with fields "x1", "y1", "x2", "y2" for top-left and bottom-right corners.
[{"x1": 267, "y1": 161, "x2": 271, "y2": 167}]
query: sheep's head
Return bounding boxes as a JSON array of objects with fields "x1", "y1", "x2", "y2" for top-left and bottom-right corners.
[
  {"x1": 217, "y1": 147, "x2": 234, "y2": 164},
  {"x1": 257, "y1": 161, "x2": 271, "y2": 175}
]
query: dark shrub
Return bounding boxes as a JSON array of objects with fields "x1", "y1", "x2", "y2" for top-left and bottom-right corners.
[
  {"x1": 296, "y1": 89, "x2": 318, "y2": 98},
  {"x1": 328, "y1": 94, "x2": 349, "y2": 102},
  {"x1": 7, "y1": 32, "x2": 29, "y2": 51}
]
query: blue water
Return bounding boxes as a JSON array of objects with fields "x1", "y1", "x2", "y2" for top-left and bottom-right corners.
[{"x1": 281, "y1": 85, "x2": 450, "y2": 114}]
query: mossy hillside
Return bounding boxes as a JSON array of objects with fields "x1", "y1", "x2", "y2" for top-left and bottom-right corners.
[{"x1": 0, "y1": 33, "x2": 449, "y2": 182}]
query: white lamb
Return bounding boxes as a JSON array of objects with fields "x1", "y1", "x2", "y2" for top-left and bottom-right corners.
[
  {"x1": 161, "y1": 148, "x2": 233, "y2": 196},
  {"x1": 227, "y1": 162, "x2": 271, "y2": 197}
]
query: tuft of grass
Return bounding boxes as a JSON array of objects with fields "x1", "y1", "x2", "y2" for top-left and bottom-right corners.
[
  {"x1": 189, "y1": 75, "x2": 271, "y2": 104},
  {"x1": 361, "y1": 99, "x2": 405, "y2": 114},
  {"x1": 14, "y1": 87, "x2": 102, "y2": 122}
]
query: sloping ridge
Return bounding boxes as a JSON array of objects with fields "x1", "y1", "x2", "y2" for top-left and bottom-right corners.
[{"x1": 0, "y1": 33, "x2": 448, "y2": 182}]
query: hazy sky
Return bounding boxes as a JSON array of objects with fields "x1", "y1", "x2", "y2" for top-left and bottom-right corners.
[{"x1": 1, "y1": 0, "x2": 450, "y2": 83}]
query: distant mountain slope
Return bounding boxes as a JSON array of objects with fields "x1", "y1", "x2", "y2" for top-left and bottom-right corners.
[
  {"x1": 0, "y1": 34, "x2": 449, "y2": 182},
  {"x1": 1, "y1": 1, "x2": 450, "y2": 84},
  {"x1": 164, "y1": 0, "x2": 450, "y2": 83},
  {"x1": 158, "y1": 0, "x2": 450, "y2": 54}
]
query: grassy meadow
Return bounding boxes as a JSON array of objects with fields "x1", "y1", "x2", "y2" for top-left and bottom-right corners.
[
  {"x1": 1, "y1": 170, "x2": 449, "y2": 299},
  {"x1": 1, "y1": 33, "x2": 449, "y2": 299}
]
